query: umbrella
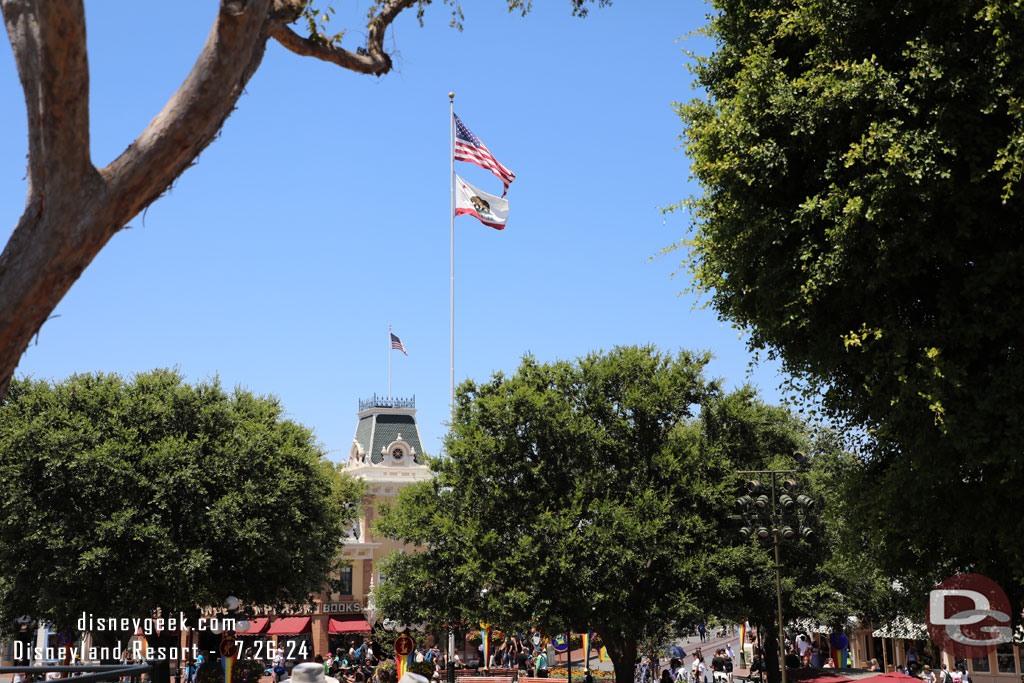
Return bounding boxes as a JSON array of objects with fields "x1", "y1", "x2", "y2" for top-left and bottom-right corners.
[
  {"x1": 869, "y1": 675, "x2": 918, "y2": 682},
  {"x1": 669, "y1": 645, "x2": 687, "y2": 659},
  {"x1": 786, "y1": 672, "x2": 854, "y2": 683}
]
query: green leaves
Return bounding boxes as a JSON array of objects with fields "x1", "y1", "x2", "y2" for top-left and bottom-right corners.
[
  {"x1": 0, "y1": 370, "x2": 362, "y2": 635},
  {"x1": 375, "y1": 347, "x2": 717, "y2": 675},
  {"x1": 672, "y1": 0, "x2": 1024, "y2": 593}
]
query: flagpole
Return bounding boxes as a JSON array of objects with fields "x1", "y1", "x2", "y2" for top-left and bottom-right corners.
[
  {"x1": 449, "y1": 91, "x2": 456, "y2": 419},
  {"x1": 388, "y1": 323, "x2": 392, "y2": 399}
]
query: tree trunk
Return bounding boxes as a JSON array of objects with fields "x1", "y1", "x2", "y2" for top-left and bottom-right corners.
[
  {"x1": 0, "y1": 0, "x2": 415, "y2": 401},
  {"x1": 594, "y1": 627, "x2": 637, "y2": 683},
  {"x1": 760, "y1": 622, "x2": 781, "y2": 683},
  {"x1": 1, "y1": 0, "x2": 274, "y2": 401}
]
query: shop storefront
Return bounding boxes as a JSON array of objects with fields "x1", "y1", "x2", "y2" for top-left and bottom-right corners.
[
  {"x1": 327, "y1": 615, "x2": 373, "y2": 655},
  {"x1": 268, "y1": 617, "x2": 314, "y2": 662},
  {"x1": 872, "y1": 618, "x2": 1024, "y2": 683}
]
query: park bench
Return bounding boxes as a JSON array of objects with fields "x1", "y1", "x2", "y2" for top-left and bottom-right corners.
[{"x1": 519, "y1": 678, "x2": 568, "y2": 683}]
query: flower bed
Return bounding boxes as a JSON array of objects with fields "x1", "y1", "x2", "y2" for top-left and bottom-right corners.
[{"x1": 547, "y1": 668, "x2": 615, "y2": 679}]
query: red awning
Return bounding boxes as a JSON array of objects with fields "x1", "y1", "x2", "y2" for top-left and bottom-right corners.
[
  {"x1": 329, "y1": 615, "x2": 372, "y2": 634},
  {"x1": 239, "y1": 618, "x2": 269, "y2": 635},
  {"x1": 266, "y1": 617, "x2": 311, "y2": 635}
]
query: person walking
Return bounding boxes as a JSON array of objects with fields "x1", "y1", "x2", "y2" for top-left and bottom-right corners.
[
  {"x1": 691, "y1": 654, "x2": 707, "y2": 683},
  {"x1": 669, "y1": 658, "x2": 684, "y2": 682},
  {"x1": 711, "y1": 650, "x2": 727, "y2": 683},
  {"x1": 534, "y1": 650, "x2": 548, "y2": 677}
]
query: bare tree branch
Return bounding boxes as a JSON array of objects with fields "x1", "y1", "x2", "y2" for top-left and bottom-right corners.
[
  {"x1": 102, "y1": 0, "x2": 274, "y2": 216},
  {"x1": 365, "y1": 0, "x2": 418, "y2": 63},
  {"x1": 269, "y1": 22, "x2": 389, "y2": 74},
  {"x1": 269, "y1": 0, "x2": 417, "y2": 76},
  {"x1": 0, "y1": 0, "x2": 426, "y2": 402},
  {"x1": 0, "y1": 0, "x2": 277, "y2": 402},
  {"x1": 2, "y1": 0, "x2": 92, "y2": 197}
]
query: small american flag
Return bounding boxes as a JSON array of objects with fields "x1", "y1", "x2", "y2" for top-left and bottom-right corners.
[
  {"x1": 390, "y1": 332, "x2": 407, "y2": 355},
  {"x1": 454, "y1": 114, "x2": 516, "y2": 196}
]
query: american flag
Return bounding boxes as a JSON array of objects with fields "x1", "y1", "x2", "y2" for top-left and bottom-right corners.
[
  {"x1": 390, "y1": 332, "x2": 407, "y2": 355},
  {"x1": 454, "y1": 114, "x2": 516, "y2": 196}
]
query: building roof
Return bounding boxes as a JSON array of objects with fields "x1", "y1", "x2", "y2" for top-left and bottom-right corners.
[
  {"x1": 369, "y1": 413, "x2": 422, "y2": 464},
  {"x1": 354, "y1": 416, "x2": 373, "y2": 455},
  {"x1": 351, "y1": 402, "x2": 425, "y2": 466}
]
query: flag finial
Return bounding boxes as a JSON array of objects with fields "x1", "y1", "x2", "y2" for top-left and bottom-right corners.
[{"x1": 449, "y1": 91, "x2": 454, "y2": 100}]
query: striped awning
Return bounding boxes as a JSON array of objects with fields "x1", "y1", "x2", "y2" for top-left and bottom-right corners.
[
  {"x1": 871, "y1": 617, "x2": 928, "y2": 639},
  {"x1": 792, "y1": 618, "x2": 832, "y2": 635}
]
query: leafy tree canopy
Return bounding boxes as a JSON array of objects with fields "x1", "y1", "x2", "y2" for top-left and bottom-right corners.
[
  {"x1": 373, "y1": 347, "x2": 897, "y2": 683},
  {"x1": 0, "y1": 369, "x2": 363, "y2": 636},
  {"x1": 375, "y1": 346, "x2": 716, "y2": 683},
  {"x1": 695, "y1": 388, "x2": 902, "y2": 683},
  {"x1": 672, "y1": 0, "x2": 1024, "y2": 589}
]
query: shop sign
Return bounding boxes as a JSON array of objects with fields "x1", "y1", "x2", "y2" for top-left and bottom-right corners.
[
  {"x1": 245, "y1": 601, "x2": 363, "y2": 616},
  {"x1": 322, "y1": 602, "x2": 363, "y2": 614}
]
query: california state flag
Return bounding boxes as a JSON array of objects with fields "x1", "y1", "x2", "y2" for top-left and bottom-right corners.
[{"x1": 455, "y1": 174, "x2": 509, "y2": 230}]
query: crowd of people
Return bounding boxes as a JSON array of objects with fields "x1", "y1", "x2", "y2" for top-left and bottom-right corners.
[
  {"x1": 662, "y1": 646, "x2": 737, "y2": 683},
  {"x1": 272, "y1": 639, "x2": 392, "y2": 683}
]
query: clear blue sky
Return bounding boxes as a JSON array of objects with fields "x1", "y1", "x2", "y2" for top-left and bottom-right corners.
[{"x1": 0, "y1": 1, "x2": 787, "y2": 459}]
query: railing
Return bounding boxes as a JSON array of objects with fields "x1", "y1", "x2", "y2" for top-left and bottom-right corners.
[
  {"x1": 358, "y1": 394, "x2": 415, "y2": 410},
  {"x1": 0, "y1": 662, "x2": 162, "y2": 683}
]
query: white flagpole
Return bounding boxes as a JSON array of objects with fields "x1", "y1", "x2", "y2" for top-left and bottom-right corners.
[
  {"x1": 449, "y1": 92, "x2": 456, "y2": 418},
  {"x1": 447, "y1": 93, "x2": 458, "y2": 683},
  {"x1": 388, "y1": 323, "x2": 392, "y2": 399}
]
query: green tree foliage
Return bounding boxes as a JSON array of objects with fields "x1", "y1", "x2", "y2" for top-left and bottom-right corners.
[
  {"x1": 673, "y1": 0, "x2": 1024, "y2": 591},
  {"x1": 374, "y1": 347, "x2": 892, "y2": 683},
  {"x1": 699, "y1": 389, "x2": 905, "y2": 682},
  {"x1": 0, "y1": 370, "x2": 363, "y2": 636},
  {"x1": 374, "y1": 346, "x2": 718, "y2": 683}
]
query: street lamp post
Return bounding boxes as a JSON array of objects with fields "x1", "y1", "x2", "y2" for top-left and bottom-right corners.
[
  {"x1": 448, "y1": 627, "x2": 456, "y2": 683},
  {"x1": 736, "y1": 453, "x2": 815, "y2": 683}
]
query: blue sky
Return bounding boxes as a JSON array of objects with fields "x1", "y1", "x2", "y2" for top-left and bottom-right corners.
[{"x1": 0, "y1": 1, "x2": 787, "y2": 459}]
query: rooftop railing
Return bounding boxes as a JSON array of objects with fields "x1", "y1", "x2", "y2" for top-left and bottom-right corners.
[{"x1": 358, "y1": 394, "x2": 415, "y2": 411}]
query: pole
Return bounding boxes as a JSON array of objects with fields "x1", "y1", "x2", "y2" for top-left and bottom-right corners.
[
  {"x1": 447, "y1": 95, "x2": 457, "y2": 683},
  {"x1": 772, "y1": 473, "x2": 787, "y2": 683},
  {"x1": 566, "y1": 629, "x2": 572, "y2": 683},
  {"x1": 388, "y1": 323, "x2": 392, "y2": 399},
  {"x1": 449, "y1": 92, "x2": 456, "y2": 418},
  {"x1": 448, "y1": 629, "x2": 456, "y2": 683}
]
